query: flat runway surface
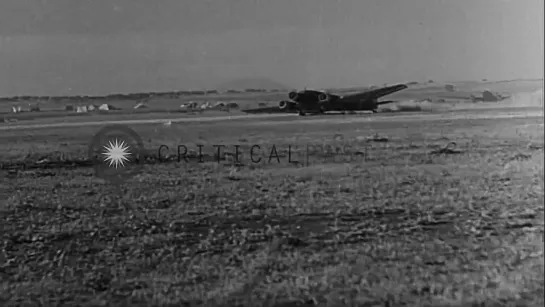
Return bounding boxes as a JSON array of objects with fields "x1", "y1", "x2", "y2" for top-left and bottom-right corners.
[{"x1": 1, "y1": 106, "x2": 542, "y2": 131}]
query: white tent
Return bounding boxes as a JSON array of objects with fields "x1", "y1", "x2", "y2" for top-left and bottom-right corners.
[
  {"x1": 98, "y1": 104, "x2": 111, "y2": 111},
  {"x1": 76, "y1": 106, "x2": 88, "y2": 113},
  {"x1": 482, "y1": 90, "x2": 500, "y2": 102}
]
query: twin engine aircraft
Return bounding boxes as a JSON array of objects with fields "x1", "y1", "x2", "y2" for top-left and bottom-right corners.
[{"x1": 279, "y1": 84, "x2": 408, "y2": 116}]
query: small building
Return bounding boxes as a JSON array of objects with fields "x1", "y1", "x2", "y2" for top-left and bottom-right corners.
[
  {"x1": 444, "y1": 84, "x2": 456, "y2": 92},
  {"x1": 29, "y1": 103, "x2": 40, "y2": 112}
]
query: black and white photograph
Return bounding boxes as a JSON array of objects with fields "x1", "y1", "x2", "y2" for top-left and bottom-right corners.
[{"x1": 1, "y1": 0, "x2": 543, "y2": 306}]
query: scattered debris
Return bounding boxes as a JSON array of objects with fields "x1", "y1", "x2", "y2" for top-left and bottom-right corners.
[
  {"x1": 214, "y1": 101, "x2": 226, "y2": 108},
  {"x1": 366, "y1": 133, "x2": 389, "y2": 142},
  {"x1": 3, "y1": 118, "x2": 18, "y2": 123},
  {"x1": 506, "y1": 153, "x2": 532, "y2": 162},
  {"x1": 333, "y1": 134, "x2": 344, "y2": 142},
  {"x1": 527, "y1": 143, "x2": 543, "y2": 150},
  {"x1": 134, "y1": 102, "x2": 148, "y2": 109},
  {"x1": 181, "y1": 101, "x2": 199, "y2": 109},
  {"x1": 429, "y1": 142, "x2": 462, "y2": 155}
]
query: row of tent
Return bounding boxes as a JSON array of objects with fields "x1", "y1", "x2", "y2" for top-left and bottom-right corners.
[
  {"x1": 10, "y1": 100, "x2": 242, "y2": 114},
  {"x1": 9, "y1": 103, "x2": 119, "y2": 113},
  {"x1": 66, "y1": 101, "x2": 240, "y2": 113},
  {"x1": 180, "y1": 101, "x2": 239, "y2": 109},
  {"x1": 11, "y1": 104, "x2": 41, "y2": 113},
  {"x1": 65, "y1": 104, "x2": 118, "y2": 113}
]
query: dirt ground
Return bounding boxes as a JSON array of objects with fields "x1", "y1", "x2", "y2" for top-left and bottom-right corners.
[{"x1": 1, "y1": 97, "x2": 543, "y2": 306}]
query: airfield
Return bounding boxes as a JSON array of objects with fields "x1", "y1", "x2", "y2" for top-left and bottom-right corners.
[{"x1": 1, "y1": 80, "x2": 544, "y2": 306}]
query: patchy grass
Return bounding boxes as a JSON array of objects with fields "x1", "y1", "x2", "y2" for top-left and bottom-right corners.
[{"x1": 1, "y1": 109, "x2": 544, "y2": 306}]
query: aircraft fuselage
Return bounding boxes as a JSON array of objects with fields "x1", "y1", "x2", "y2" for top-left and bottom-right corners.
[
  {"x1": 290, "y1": 90, "x2": 378, "y2": 114},
  {"x1": 279, "y1": 84, "x2": 408, "y2": 115}
]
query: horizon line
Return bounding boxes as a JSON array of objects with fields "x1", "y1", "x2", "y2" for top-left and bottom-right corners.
[{"x1": 0, "y1": 78, "x2": 542, "y2": 101}]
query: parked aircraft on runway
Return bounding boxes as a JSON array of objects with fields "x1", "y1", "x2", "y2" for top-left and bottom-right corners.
[{"x1": 242, "y1": 83, "x2": 408, "y2": 116}]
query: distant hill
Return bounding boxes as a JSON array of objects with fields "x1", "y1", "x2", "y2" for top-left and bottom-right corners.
[{"x1": 216, "y1": 78, "x2": 289, "y2": 91}]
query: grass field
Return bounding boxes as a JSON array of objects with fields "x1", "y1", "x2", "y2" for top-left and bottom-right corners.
[{"x1": 1, "y1": 94, "x2": 544, "y2": 306}]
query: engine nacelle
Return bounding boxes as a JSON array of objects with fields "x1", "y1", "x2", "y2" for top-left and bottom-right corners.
[
  {"x1": 279, "y1": 100, "x2": 292, "y2": 110},
  {"x1": 288, "y1": 91, "x2": 299, "y2": 101},
  {"x1": 318, "y1": 92, "x2": 330, "y2": 102}
]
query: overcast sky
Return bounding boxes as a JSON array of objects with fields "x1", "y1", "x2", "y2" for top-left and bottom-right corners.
[{"x1": 0, "y1": 0, "x2": 542, "y2": 96}]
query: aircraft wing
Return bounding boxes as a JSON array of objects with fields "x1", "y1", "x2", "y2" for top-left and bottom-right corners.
[{"x1": 340, "y1": 84, "x2": 408, "y2": 101}]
